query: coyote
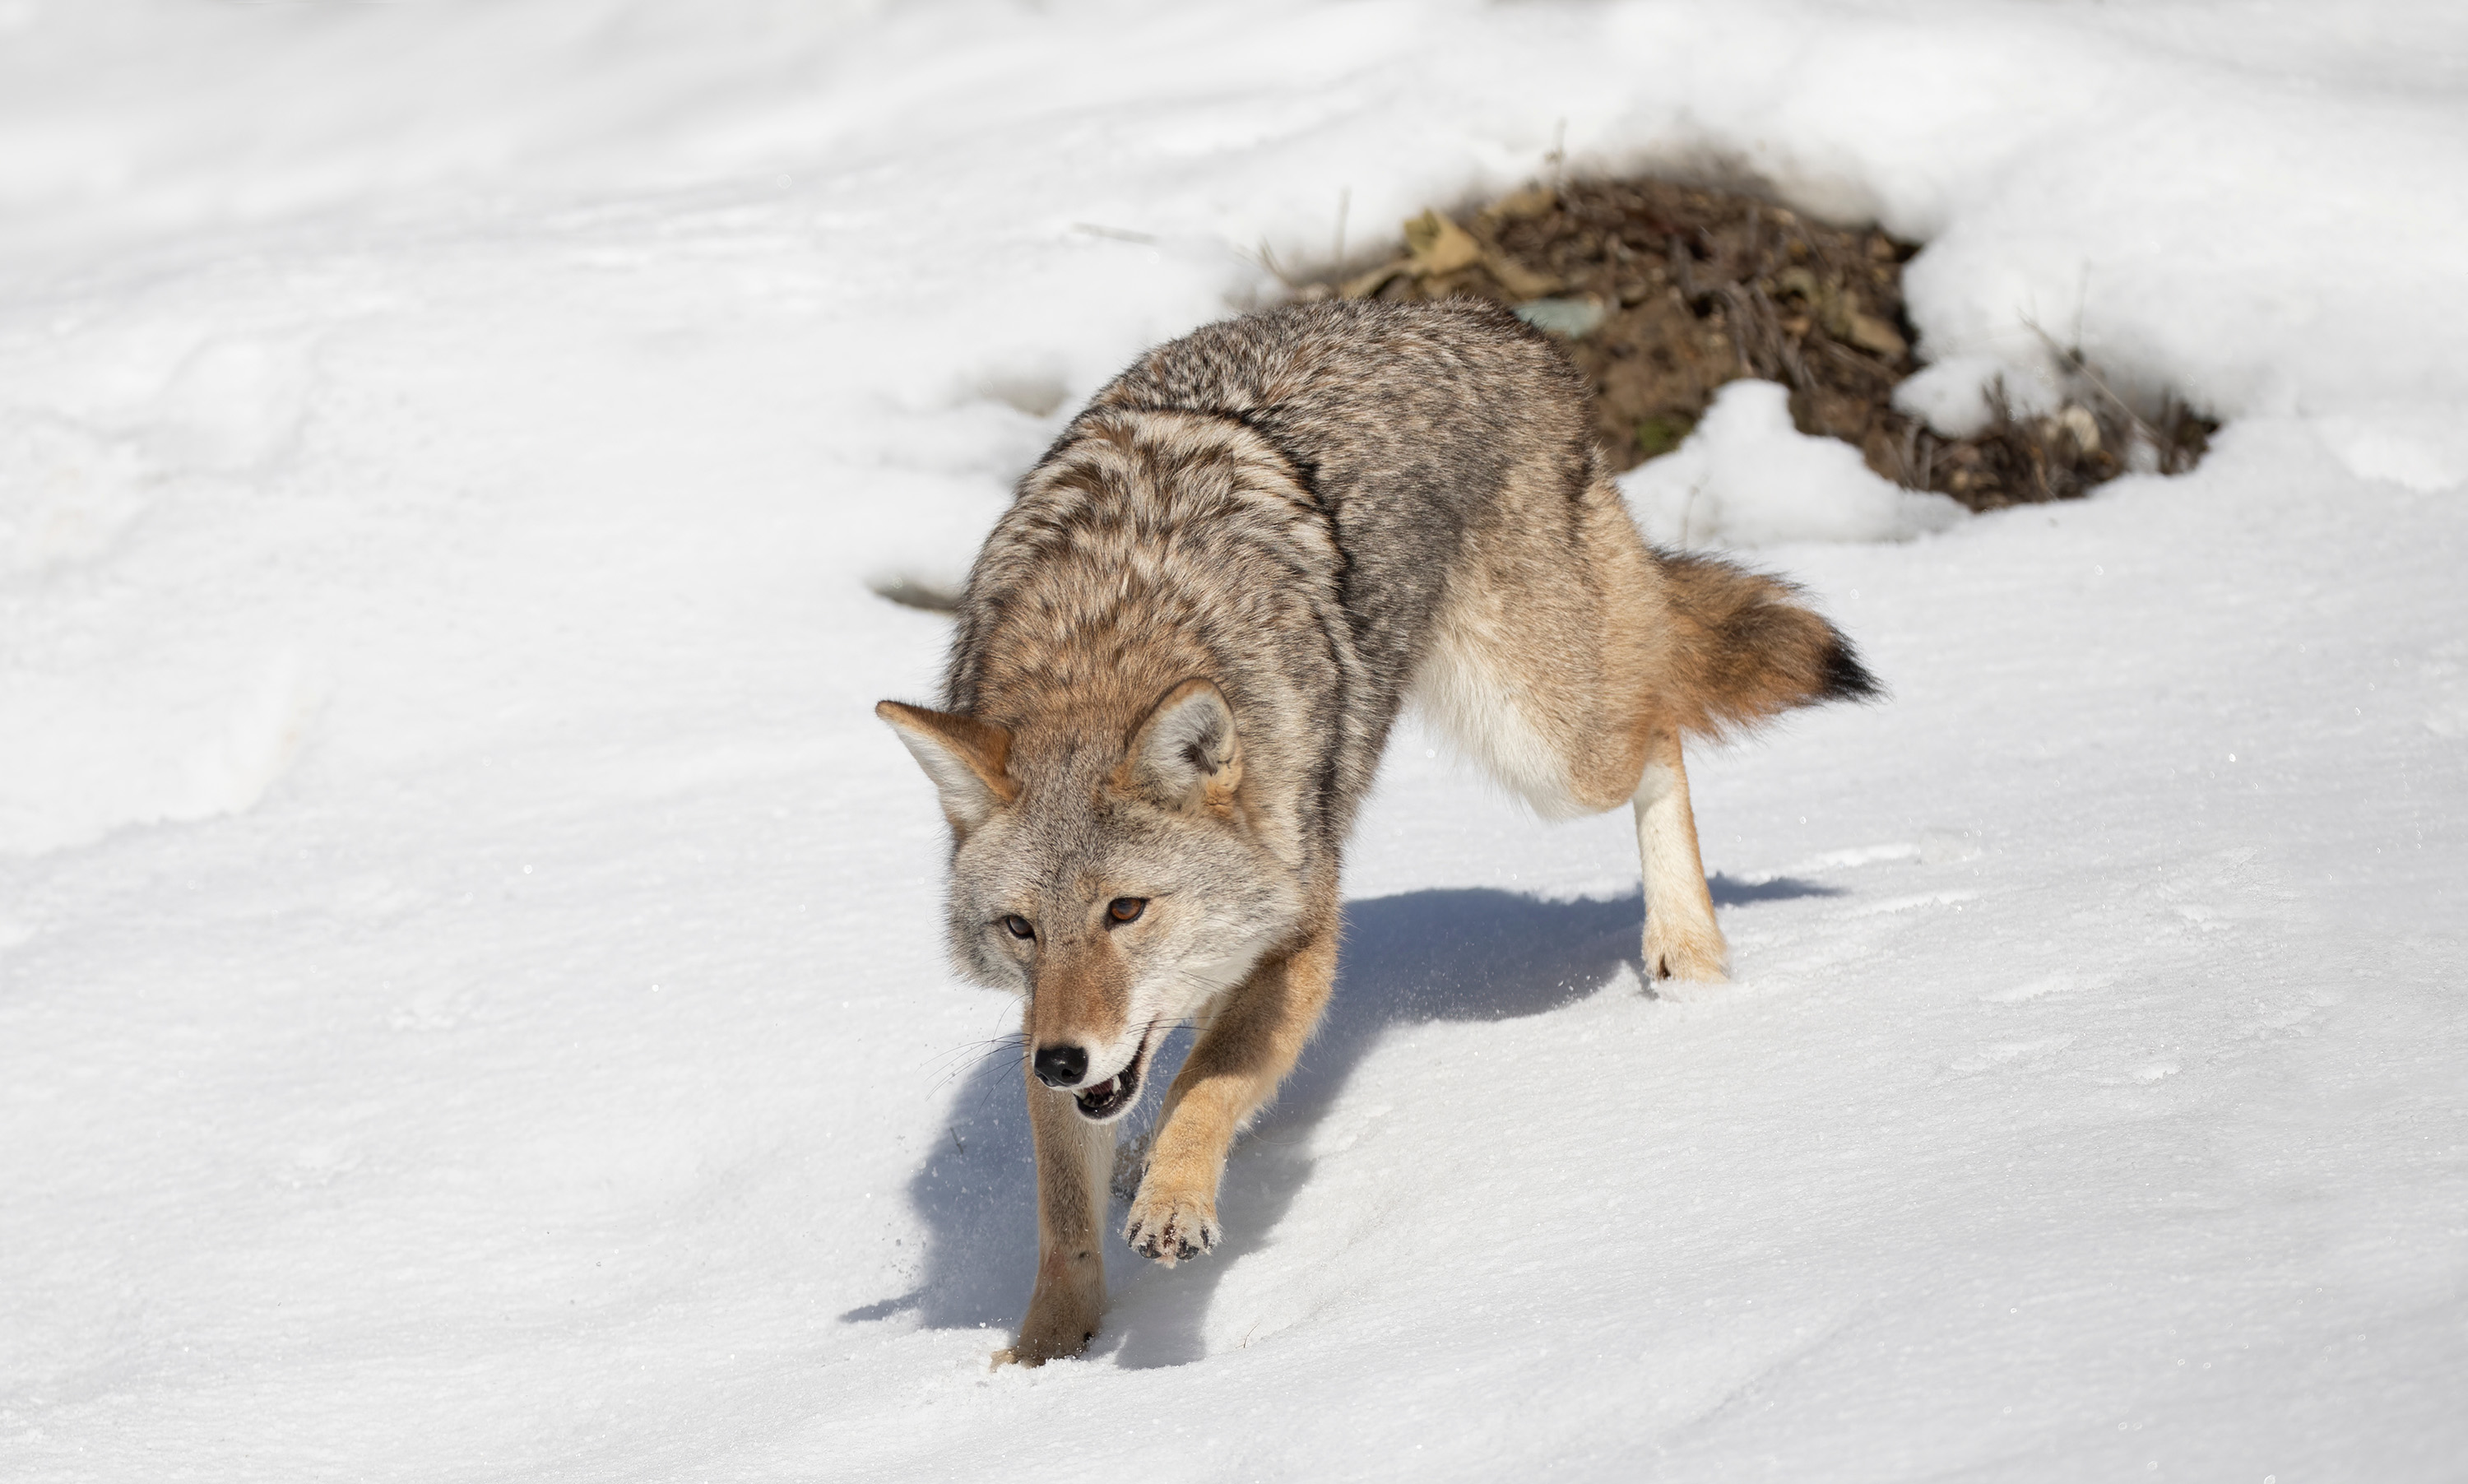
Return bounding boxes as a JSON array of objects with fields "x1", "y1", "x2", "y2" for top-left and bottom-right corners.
[{"x1": 878, "y1": 299, "x2": 1875, "y2": 1364}]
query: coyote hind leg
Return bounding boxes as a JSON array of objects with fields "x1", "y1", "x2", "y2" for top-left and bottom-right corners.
[{"x1": 1635, "y1": 729, "x2": 1729, "y2": 983}]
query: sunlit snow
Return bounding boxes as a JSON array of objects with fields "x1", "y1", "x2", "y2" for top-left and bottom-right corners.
[{"x1": 2, "y1": 2, "x2": 2462, "y2": 1480}]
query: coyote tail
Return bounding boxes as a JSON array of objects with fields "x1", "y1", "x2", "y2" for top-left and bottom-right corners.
[{"x1": 1657, "y1": 550, "x2": 1881, "y2": 738}]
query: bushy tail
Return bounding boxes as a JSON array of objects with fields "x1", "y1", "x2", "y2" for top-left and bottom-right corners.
[{"x1": 1657, "y1": 550, "x2": 1881, "y2": 738}]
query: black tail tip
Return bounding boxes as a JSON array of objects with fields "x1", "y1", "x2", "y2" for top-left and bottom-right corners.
[{"x1": 1821, "y1": 636, "x2": 1884, "y2": 703}]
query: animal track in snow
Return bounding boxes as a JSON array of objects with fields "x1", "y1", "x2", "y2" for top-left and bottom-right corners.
[
  {"x1": 1771, "y1": 829, "x2": 1980, "y2": 879},
  {"x1": 1946, "y1": 1035, "x2": 2076, "y2": 1076},
  {"x1": 1980, "y1": 972, "x2": 2115, "y2": 1004},
  {"x1": 0, "y1": 648, "x2": 316, "y2": 855},
  {"x1": 143, "y1": 335, "x2": 314, "y2": 472},
  {"x1": 1835, "y1": 888, "x2": 1978, "y2": 919},
  {"x1": 0, "y1": 412, "x2": 149, "y2": 577}
]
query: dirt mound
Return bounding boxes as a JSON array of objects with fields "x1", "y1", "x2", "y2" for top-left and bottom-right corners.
[{"x1": 1297, "y1": 179, "x2": 2211, "y2": 511}]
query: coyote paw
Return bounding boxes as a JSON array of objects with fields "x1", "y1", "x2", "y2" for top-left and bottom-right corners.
[
  {"x1": 1645, "y1": 924, "x2": 1730, "y2": 985},
  {"x1": 1124, "y1": 1186, "x2": 1219, "y2": 1267},
  {"x1": 999, "y1": 1282, "x2": 1102, "y2": 1368}
]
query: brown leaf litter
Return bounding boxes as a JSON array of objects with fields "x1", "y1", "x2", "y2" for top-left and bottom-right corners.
[{"x1": 1297, "y1": 178, "x2": 2213, "y2": 511}]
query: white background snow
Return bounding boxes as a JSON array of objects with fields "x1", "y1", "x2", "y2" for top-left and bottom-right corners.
[{"x1": 2, "y1": 2, "x2": 2463, "y2": 1479}]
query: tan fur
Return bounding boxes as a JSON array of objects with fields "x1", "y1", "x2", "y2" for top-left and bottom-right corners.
[
  {"x1": 1126, "y1": 893, "x2": 1341, "y2": 1268},
  {"x1": 1415, "y1": 476, "x2": 1862, "y2": 819},
  {"x1": 1002, "y1": 1078, "x2": 1113, "y2": 1365},
  {"x1": 1635, "y1": 729, "x2": 1728, "y2": 981},
  {"x1": 878, "y1": 300, "x2": 1877, "y2": 1366}
]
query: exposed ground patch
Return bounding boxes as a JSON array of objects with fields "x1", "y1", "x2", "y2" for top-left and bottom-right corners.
[{"x1": 1296, "y1": 178, "x2": 2212, "y2": 510}]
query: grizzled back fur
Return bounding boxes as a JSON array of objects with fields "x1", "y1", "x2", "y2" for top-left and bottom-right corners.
[
  {"x1": 945, "y1": 298, "x2": 1617, "y2": 864},
  {"x1": 935, "y1": 294, "x2": 1873, "y2": 887}
]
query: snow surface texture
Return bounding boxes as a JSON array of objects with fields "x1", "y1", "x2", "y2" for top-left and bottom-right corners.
[
  {"x1": 1619, "y1": 380, "x2": 1967, "y2": 546},
  {"x1": 2, "y1": 2, "x2": 2463, "y2": 1479}
]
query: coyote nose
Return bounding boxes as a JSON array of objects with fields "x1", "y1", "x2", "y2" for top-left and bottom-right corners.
[{"x1": 1032, "y1": 1045, "x2": 1088, "y2": 1088}]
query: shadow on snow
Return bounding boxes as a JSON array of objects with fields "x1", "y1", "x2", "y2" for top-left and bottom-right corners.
[{"x1": 841, "y1": 876, "x2": 1835, "y2": 1364}]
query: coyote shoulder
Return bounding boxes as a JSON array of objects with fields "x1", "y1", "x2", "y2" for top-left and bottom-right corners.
[{"x1": 879, "y1": 299, "x2": 1876, "y2": 1364}]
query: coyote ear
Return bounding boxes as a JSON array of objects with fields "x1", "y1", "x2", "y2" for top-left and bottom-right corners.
[
  {"x1": 875, "y1": 701, "x2": 1016, "y2": 832},
  {"x1": 1121, "y1": 679, "x2": 1242, "y2": 814}
]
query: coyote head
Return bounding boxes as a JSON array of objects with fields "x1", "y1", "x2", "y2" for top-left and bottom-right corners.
[{"x1": 877, "y1": 679, "x2": 1302, "y2": 1121}]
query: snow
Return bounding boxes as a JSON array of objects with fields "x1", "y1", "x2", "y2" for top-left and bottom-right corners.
[
  {"x1": 1619, "y1": 379, "x2": 1966, "y2": 545},
  {"x1": 2, "y1": 2, "x2": 2463, "y2": 1479}
]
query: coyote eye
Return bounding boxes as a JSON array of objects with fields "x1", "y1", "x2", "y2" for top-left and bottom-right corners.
[
  {"x1": 1001, "y1": 915, "x2": 1036, "y2": 940},
  {"x1": 1106, "y1": 897, "x2": 1147, "y2": 925}
]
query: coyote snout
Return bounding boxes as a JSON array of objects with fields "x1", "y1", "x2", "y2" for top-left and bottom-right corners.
[
  {"x1": 1022, "y1": 934, "x2": 1157, "y2": 1120},
  {"x1": 1037, "y1": 1018, "x2": 1158, "y2": 1122},
  {"x1": 877, "y1": 299, "x2": 1879, "y2": 1366}
]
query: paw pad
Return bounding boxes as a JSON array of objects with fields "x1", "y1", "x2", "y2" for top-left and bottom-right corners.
[{"x1": 1124, "y1": 1204, "x2": 1219, "y2": 1267}]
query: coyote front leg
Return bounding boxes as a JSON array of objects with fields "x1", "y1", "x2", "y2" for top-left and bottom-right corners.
[
  {"x1": 1002, "y1": 1062, "x2": 1115, "y2": 1366},
  {"x1": 1635, "y1": 728, "x2": 1730, "y2": 982},
  {"x1": 1125, "y1": 909, "x2": 1338, "y2": 1264}
]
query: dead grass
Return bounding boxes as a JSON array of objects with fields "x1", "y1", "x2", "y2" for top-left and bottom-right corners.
[{"x1": 1293, "y1": 177, "x2": 2211, "y2": 511}]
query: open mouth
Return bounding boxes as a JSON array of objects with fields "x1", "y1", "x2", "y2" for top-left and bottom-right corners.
[{"x1": 1073, "y1": 1023, "x2": 1159, "y2": 1122}]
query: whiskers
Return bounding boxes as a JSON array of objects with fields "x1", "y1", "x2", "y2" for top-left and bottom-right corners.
[{"x1": 922, "y1": 1027, "x2": 1028, "y2": 1113}]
